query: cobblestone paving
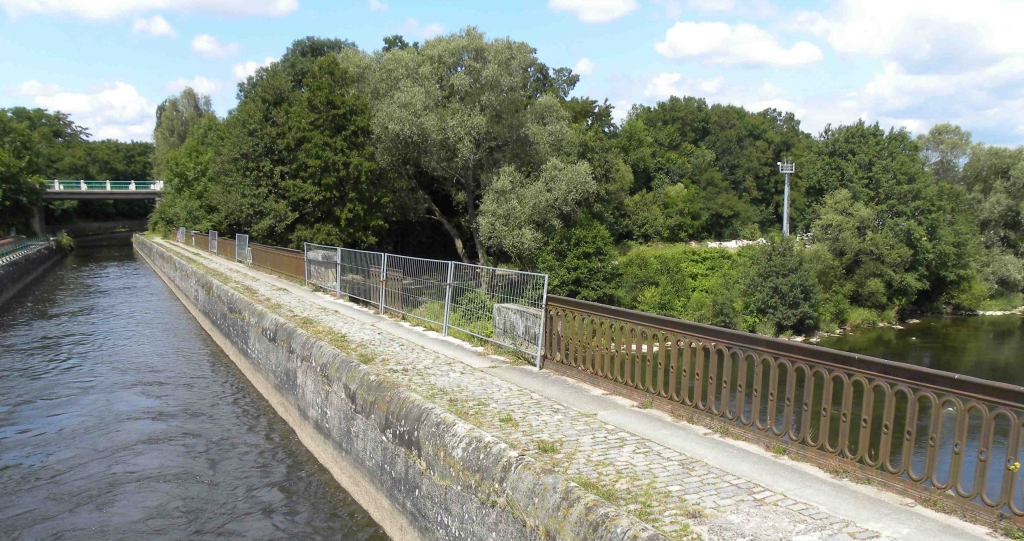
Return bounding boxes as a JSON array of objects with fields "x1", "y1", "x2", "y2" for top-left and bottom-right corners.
[{"x1": 160, "y1": 239, "x2": 892, "y2": 541}]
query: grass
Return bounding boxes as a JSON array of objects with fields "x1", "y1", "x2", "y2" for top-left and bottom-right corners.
[
  {"x1": 498, "y1": 412, "x2": 519, "y2": 429},
  {"x1": 536, "y1": 439, "x2": 560, "y2": 454},
  {"x1": 638, "y1": 397, "x2": 654, "y2": 409},
  {"x1": 1004, "y1": 524, "x2": 1024, "y2": 540},
  {"x1": 979, "y1": 293, "x2": 1024, "y2": 311},
  {"x1": 766, "y1": 443, "x2": 787, "y2": 456}
]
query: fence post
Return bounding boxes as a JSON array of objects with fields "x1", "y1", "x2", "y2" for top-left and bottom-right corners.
[
  {"x1": 379, "y1": 253, "x2": 388, "y2": 315},
  {"x1": 304, "y1": 242, "x2": 310, "y2": 287},
  {"x1": 335, "y1": 247, "x2": 342, "y2": 297},
  {"x1": 535, "y1": 274, "x2": 549, "y2": 369},
  {"x1": 442, "y1": 261, "x2": 454, "y2": 336}
]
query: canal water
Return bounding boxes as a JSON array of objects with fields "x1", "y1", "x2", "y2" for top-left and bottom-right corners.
[
  {"x1": 819, "y1": 315, "x2": 1024, "y2": 387},
  {"x1": 0, "y1": 245, "x2": 389, "y2": 540}
]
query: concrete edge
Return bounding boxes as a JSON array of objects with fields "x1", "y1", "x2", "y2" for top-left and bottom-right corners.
[{"x1": 0, "y1": 244, "x2": 65, "y2": 308}]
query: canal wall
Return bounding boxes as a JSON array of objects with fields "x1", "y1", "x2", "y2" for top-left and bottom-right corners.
[
  {"x1": 0, "y1": 243, "x2": 64, "y2": 308},
  {"x1": 133, "y1": 235, "x2": 665, "y2": 541}
]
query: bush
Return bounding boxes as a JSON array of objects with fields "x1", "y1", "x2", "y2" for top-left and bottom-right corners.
[
  {"x1": 536, "y1": 217, "x2": 619, "y2": 303},
  {"x1": 739, "y1": 238, "x2": 821, "y2": 336},
  {"x1": 617, "y1": 243, "x2": 744, "y2": 328}
]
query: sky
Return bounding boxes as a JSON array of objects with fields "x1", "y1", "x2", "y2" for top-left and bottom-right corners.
[{"x1": 2, "y1": 0, "x2": 1024, "y2": 146}]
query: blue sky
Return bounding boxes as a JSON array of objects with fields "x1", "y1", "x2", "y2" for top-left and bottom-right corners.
[{"x1": 3, "y1": 0, "x2": 1023, "y2": 146}]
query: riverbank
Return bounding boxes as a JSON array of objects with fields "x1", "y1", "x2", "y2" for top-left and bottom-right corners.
[{"x1": 140, "y1": 234, "x2": 996, "y2": 541}]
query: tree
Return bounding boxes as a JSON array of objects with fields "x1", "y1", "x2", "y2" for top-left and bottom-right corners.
[
  {"x1": 0, "y1": 109, "x2": 46, "y2": 233},
  {"x1": 358, "y1": 27, "x2": 580, "y2": 263},
  {"x1": 152, "y1": 88, "x2": 213, "y2": 178},
  {"x1": 918, "y1": 123, "x2": 972, "y2": 184},
  {"x1": 477, "y1": 159, "x2": 596, "y2": 265},
  {"x1": 536, "y1": 217, "x2": 618, "y2": 303}
]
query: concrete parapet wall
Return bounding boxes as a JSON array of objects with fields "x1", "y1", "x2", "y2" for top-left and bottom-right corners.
[
  {"x1": 0, "y1": 243, "x2": 63, "y2": 307},
  {"x1": 133, "y1": 235, "x2": 666, "y2": 541}
]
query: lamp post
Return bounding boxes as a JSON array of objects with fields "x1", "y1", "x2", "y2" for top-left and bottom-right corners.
[{"x1": 778, "y1": 159, "x2": 795, "y2": 237}]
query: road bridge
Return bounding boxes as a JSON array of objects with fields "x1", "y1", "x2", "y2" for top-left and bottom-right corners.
[{"x1": 31, "y1": 180, "x2": 163, "y2": 235}]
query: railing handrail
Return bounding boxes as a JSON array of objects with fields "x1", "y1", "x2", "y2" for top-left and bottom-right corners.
[
  {"x1": 251, "y1": 243, "x2": 303, "y2": 256},
  {"x1": 547, "y1": 295, "x2": 1024, "y2": 408}
]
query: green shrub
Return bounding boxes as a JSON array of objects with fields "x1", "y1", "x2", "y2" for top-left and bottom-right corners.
[
  {"x1": 537, "y1": 217, "x2": 619, "y2": 303},
  {"x1": 739, "y1": 238, "x2": 821, "y2": 336},
  {"x1": 617, "y1": 243, "x2": 744, "y2": 329},
  {"x1": 845, "y1": 307, "x2": 882, "y2": 327}
]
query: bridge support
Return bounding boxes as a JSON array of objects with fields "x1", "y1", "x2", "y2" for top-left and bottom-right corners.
[{"x1": 30, "y1": 206, "x2": 45, "y2": 237}]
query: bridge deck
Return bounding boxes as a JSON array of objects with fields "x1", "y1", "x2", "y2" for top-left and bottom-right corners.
[
  {"x1": 155, "y1": 236, "x2": 992, "y2": 541},
  {"x1": 43, "y1": 180, "x2": 163, "y2": 200}
]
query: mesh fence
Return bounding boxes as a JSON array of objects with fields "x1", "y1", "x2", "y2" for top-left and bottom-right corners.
[
  {"x1": 209, "y1": 231, "x2": 218, "y2": 253},
  {"x1": 304, "y1": 243, "x2": 340, "y2": 293},
  {"x1": 449, "y1": 262, "x2": 547, "y2": 355},
  {"x1": 176, "y1": 227, "x2": 186, "y2": 243},
  {"x1": 235, "y1": 234, "x2": 250, "y2": 264},
  {"x1": 382, "y1": 255, "x2": 450, "y2": 329},
  {"x1": 338, "y1": 248, "x2": 384, "y2": 305}
]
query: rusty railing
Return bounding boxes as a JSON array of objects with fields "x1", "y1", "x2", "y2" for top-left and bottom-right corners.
[
  {"x1": 250, "y1": 243, "x2": 305, "y2": 281},
  {"x1": 543, "y1": 295, "x2": 1024, "y2": 524}
]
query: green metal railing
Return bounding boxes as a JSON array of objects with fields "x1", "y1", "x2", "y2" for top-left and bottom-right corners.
[
  {"x1": 49, "y1": 180, "x2": 162, "y2": 191},
  {"x1": 0, "y1": 236, "x2": 49, "y2": 264}
]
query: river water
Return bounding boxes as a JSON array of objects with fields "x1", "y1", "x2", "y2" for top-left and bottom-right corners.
[
  {"x1": 819, "y1": 315, "x2": 1024, "y2": 387},
  {"x1": 0, "y1": 245, "x2": 389, "y2": 540}
]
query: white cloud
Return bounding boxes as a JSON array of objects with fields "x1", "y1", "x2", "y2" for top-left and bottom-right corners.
[
  {"x1": 796, "y1": 0, "x2": 1024, "y2": 71},
  {"x1": 232, "y1": 57, "x2": 276, "y2": 81},
  {"x1": 548, "y1": 0, "x2": 638, "y2": 23},
  {"x1": 574, "y1": 57, "x2": 595, "y2": 76},
  {"x1": 0, "y1": 0, "x2": 298, "y2": 19},
  {"x1": 20, "y1": 81, "x2": 155, "y2": 141},
  {"x1": 191, "y1": 34, "x2": 240, "y2": 59},
  {"x1": 398, "y1": 18, "x2": 445, "y2": 40},
  {"x1": 368, "y1": 0, "x2": 387, "y2": 11},
  {"x1": 644, "y1": 73, "x2": 725, "y2": 100},
  {"x1": 643, "y1": 73, "x2": 802, "y2": 117},
  {"x1": 655, "y1": 22, "x2": 823, "y2": 66},
  {"x1": 0, "y1": 0, "x2": 296, "y2": 19},
  {"x1": 165, "y1": 75, "x2": 219, "y2": 95},
  {"x1": 653, "y1": 0, "x2": 775, "y2": 18},
  {"x1": 132, "y1": 15, "x2": 175, "y2": 37},
  {"x1": 10, "y1": 79, "x2": 61, "y2": 96},
  {"x1": 687, "y1": 0, "x2": 736, "y2": 12}
]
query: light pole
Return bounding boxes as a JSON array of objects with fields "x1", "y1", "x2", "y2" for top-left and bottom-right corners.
[{"x1": 778, "y1": 159, "x2": 795, "y2": 237}]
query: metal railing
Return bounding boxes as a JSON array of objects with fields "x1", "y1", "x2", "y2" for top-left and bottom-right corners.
[
  {"x1": 251, "y1": 243, "x2": 305, "y2": 280},
  {"x1": 0, "y1": 236, "x2": 49, "y2": 264},
  {"x1": 543, "y1": 295, "x2": 1024, "y2": 524},
  {"x1": 302, "y1": 243, "x2": 548, "y2": 364},
  {"x1": 49, "y1": 180, "x2": 163, "y2": 191},
  {"x1": 176, "y1": 227, "x2": 186, "y2": 243},
  {"x1": 209, "y1": 231, "x2": 218, "y2": 253}
]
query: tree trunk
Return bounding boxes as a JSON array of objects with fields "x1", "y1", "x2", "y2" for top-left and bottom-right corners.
[
  {"x1": 423, "y1": 194, "x2": 469, "y2": 263},
  {"x1": 465, "y1": 184, "x2": 487, "y2": 265}
]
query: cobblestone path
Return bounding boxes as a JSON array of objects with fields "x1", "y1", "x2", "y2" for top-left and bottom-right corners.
[{"x1": 161, "y1": 239, "x2": 896, "y2": 541}]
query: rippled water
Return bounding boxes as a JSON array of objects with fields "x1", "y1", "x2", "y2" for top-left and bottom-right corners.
[{"x1": 0, "y1": 245, "x2": 389, "y2": 541}]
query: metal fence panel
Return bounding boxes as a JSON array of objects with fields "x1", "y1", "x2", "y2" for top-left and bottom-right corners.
[
  {"x1": 382, "y1": 254, "x2": 449, "y2": 329},
  {"x1": 209, "y1": 230, "x2": 218, "y2": 253},
  {"x1": 338, "y1": 248, "x2": 384, "y2": 305},
  {"x1": 305, "y1": 242, "x2": 340, "y2": 294},
  {"x1": 236, "y1": 234, "x2": 250, "y2": 264},
  {"x1": 217, "y1": 238, "x2": 235, "y2": 260},
  {"x1": 176, "y1": 227, "x2": 186, "y2": 243},
  {"x1": 449, "y1": 262, "x2": 547, "y2": 360}
]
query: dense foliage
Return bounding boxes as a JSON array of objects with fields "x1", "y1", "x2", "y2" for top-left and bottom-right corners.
[
  {"x1": 0, "y1": 107, "x2": 154, "y2": 233},
  {"x1": 17, "y1": 29, "x2": 1011, "y2": 336}
]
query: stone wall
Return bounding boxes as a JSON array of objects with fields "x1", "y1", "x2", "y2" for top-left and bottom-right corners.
[
  {"x1": 0, "y1": 243, "x2": 63, "y2": 307},
  {"x1": 133, "y1": 235, "x2": 666, "y2": 541}
]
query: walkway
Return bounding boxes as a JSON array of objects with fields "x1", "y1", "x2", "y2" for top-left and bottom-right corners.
[{"x1": 153, "y1": 237, "x2": 993, "y2": 541}]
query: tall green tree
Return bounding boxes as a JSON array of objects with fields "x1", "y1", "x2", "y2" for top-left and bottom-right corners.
[
  {"x1": 355, "y1": 28, "x2": 581, "y2": 263},
  {"x1": 0, "y1": 110, "x2": 46, "y2": 233},
  {"x1": 152, "y1": 88, "x2": 214, "y2": 178}
]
